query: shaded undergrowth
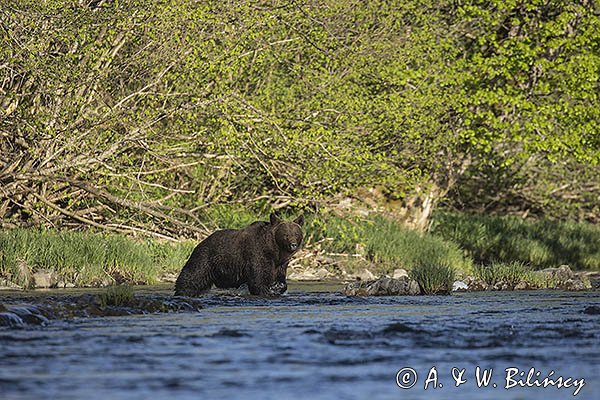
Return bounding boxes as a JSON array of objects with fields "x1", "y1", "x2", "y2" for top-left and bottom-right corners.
[{"x1": 431, "y1": 212, "x2": 600, "y2": 270}]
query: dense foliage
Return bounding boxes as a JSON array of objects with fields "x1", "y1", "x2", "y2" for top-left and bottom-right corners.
[{"x1": 1, "y1": 0, "x2": 598, "y2": 238}]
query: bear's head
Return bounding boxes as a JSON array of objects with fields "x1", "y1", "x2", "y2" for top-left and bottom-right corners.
[{"x1": 270, "y1": 213, "x2": 304, "y2": 254}]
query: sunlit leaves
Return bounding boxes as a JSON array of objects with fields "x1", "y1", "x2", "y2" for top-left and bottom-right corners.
[{"x1": 2, "y1": 0, "x2": 598, "y2": 227}]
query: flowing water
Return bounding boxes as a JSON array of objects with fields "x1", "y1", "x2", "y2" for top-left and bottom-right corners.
[{"x1": 1, "y1": 283, "x2": 599, "y2": 400}]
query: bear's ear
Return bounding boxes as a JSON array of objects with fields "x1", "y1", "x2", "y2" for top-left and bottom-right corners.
[
  {"x1": 270, "y1": 213, "x2": 281, "y2": 225},
  {"x1": 293, "y1": 214, "x2": 304, "y2": 226}
]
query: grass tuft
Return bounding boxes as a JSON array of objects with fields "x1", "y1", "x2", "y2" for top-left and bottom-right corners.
[
  {"x1": 409, "y1": 262, "x2": 455, "y2": 295},
  {"x1": 306, "y1": 214, "x2": 472, "y2": 275},
  {"x1": 475, "y1": 261, "x2": 530, "y2": 287},
  {"x1": 98, "y1": 285, "x2": 135, "y2": 307}
]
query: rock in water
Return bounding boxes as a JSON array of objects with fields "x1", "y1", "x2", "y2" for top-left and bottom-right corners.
[
  {"x1": 392, "y1": 268, "x2": 409, "y2": 279},
  {"x1": 344, "y1": 276, "x2": 421, "y2": 296},
  {"x1": 452, "y1": 280, "x2": 469, "y2": 292},
  {"x1": 0, "y1": 312, "x2": 24, "y2": 327},
  {"x1": 582, "y1": 306, "x2": 600, "y2": 315}
]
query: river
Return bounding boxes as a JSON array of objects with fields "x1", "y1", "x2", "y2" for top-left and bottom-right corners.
[{"x1": 1, "y1": 283, "x2": 599, "y2": 400}]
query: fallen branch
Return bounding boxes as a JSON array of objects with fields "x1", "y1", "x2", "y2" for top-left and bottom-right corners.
[{"x1": 38, "y1": 174, "x2": 209, "y2": 235}]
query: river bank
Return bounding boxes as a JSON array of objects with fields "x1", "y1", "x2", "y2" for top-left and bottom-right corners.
[{"x1": 1, "y1": 211, "x2": 599, "y2": 292}]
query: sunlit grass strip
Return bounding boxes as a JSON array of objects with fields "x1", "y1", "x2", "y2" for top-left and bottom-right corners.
[
  {"x1": 0, "y1": 228, "x2": 196, "y2": 288},
  {"x1": 0, "y1": 210, "x2": 473, "y2": 288},
  {"x1": 306, "y1": 214, "x2": 472, "y2": 274}
]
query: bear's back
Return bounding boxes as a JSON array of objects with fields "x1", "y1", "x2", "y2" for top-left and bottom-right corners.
[{"x1": 197, "y1": 221, "x2": 272, "y2": 257}]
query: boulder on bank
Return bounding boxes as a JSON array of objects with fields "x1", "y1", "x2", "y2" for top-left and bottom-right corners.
[
  {"x1": 344, "y1": 276, "x2": 421, "y2": 296},
  {"x1": 514, "y1": 281, "x2": 531, "y2": 290},
  {"x1": 33, "y1": 270, "x2": 58, "y2": 289},
  {"x1": 452, "y1": 280, "x2": 469, "y2": 292},
  {"x1": 356, "y1": 268, "x2": 375, "y2": 281},
  {"x1": 392, "y1": 268, "x2": 409, "y2": 279},
  {"x1": 537, "y1": 265, "x2": 590, "y2": 291},
  {"x1": 452, "y1": 276, "x2": 488, "y2": 292},
  {"x1": 0, "y1": 278, "x2": 22, "y2": 291},
  {"x1": 540, "y1": 265, "x2": 575, "y2": 281},
  {"x1": 453, "y1": 265, "x2": 591, "y2": 292}
]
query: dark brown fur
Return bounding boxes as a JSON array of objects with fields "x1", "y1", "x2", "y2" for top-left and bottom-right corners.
[{"x1": 174, "y1": 213, "x2": 304, "y2": 297}]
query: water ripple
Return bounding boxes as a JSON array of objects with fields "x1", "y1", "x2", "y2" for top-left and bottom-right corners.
[{"x1": 1, "y1": 288, "x2": 599, "y2": 400}]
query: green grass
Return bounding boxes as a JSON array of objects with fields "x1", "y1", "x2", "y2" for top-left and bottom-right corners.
[
  {"x1": 306, "y1": 214, "x2": 472, "y2": 275},
  {"x1": 98, "y1": 285, "x2": 135, "y2": 307},
  {"x1": 0, "y1": 209, "x2": 472, "y2": 288},
  {"x1": 409, "y1": 262, "x2": 455, "y2": 295},
  {"x1": 475, "y1": 261, "x2": 531, "y2": 287},
  {"x1": 431, "y1": 212, "x2": 600, "y2": 270},
  {"x1": 5, "y1": 208, "x2": 596, "y2": 290},
  {"x1": 0, "y1": 228, "x2": 195, "y2": 288}
]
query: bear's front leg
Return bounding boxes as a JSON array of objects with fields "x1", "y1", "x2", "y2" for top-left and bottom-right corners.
[
  {"x1": 247, "y1": 265, "x2": 282, "y2": 297},
  {"x1": 266, "y1": 281, "x2": 287, "y2": 296},
  {"x1": 272, "y1": 261, "x2": 289, "y2": 295},
  {"x1": 247, "y1": 278, "x2": 270, "y2": 296}
]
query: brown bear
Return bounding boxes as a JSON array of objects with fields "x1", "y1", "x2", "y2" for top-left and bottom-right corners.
[{"x1": 174, "y1": 213, "x2": 304, "y2": 297}]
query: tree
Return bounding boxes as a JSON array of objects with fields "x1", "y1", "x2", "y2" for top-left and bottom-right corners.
[
  {"x1": 1, "y1": 0, "x2": 598, "y2": 237},
  {"x1": 444, "y1": 0, "x2": 600, "y2": 222}
]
